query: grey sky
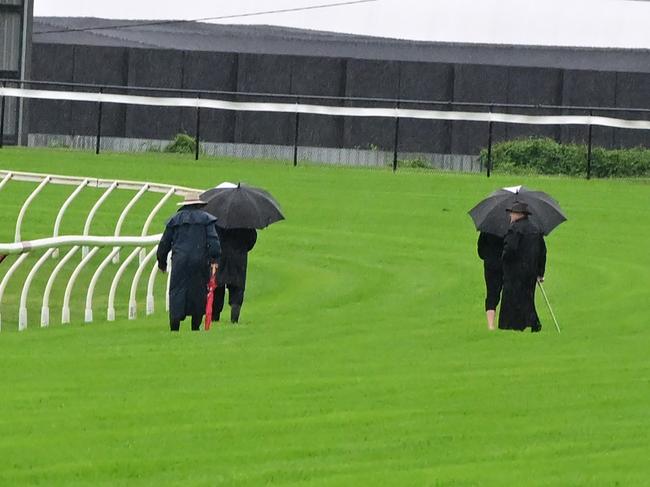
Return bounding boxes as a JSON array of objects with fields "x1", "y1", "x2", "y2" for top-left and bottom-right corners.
[{"x1": 34, "y1": 0, "x2": 650, "y2": 49}]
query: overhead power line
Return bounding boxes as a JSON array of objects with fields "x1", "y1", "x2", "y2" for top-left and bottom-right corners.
[{"x1": 35, "y1": 0, "x2": 379, "y2": 35}]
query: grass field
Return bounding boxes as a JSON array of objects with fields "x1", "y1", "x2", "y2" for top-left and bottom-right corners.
[{"x1": 0, "y1": 147, "x2": 649, "y2": 486}]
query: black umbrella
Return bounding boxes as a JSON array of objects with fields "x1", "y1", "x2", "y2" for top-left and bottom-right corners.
[
  {"x1": 200, "y1": 183, "x2": 284, "y2": 229},
  {"x1": 468, "y1": 185, "x2": 567, "y2": 237}
]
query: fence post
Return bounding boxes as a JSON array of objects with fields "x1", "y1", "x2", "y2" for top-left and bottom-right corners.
[
  {"x1": 393, "y1": 101, "x2": 400, "y2": 172},
  {"x1": 293, "y1": 98, "x2": 300, "y2": 167},
  {"x1": 95, "y1": 88, "x2": 103, "y2": 155},
  {"x1": 587, "y1": 110, "x2": 593, "y2": 180},
  {"x1": 486, "y1": 106, "x2": 494, "y2": 178},
  {"x1": 0, "y1": 80, "x2": 5, "y2": 149},
  {"x1": 194, "y1": 98, "x2": 201, "y2": 161}
]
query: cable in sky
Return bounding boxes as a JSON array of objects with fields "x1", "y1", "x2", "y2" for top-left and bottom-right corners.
[{"x1": 35, "y1": 0, "x2": 380, "y2": 35}]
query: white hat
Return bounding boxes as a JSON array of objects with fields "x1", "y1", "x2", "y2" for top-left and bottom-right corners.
[
  {"x1": 216, "y1": 181, "x2": 237, "y2": 189},
  {"x1": 177, "y1": 192, "x2": 206, "y2": 206}
]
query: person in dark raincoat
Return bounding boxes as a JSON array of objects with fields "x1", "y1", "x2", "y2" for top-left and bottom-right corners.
[
  {"x1": 477, "y1": 232, "x2": 504, "y2": 331},
  {"x1": 157, "y1": 193, "x2": 221, "y2": 331},
  {"x1": 212, "y1": 226, "x2": 257, "y2": 323},
  {"x1": 498, "y1": 201, "x2": 547, "y2": 332}
]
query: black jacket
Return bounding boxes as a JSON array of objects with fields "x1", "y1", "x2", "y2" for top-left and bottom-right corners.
[
  {"x1": 477, "y1": 232, "x2": 504, "y2": 270},
  {"x1": 216, "y1": 227, "x2": 257, "y2": 288}
]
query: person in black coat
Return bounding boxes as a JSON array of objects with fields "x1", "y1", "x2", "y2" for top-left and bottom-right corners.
[
  {"x1": 212, "y1": 226, "x2": 257, "y2": 323},
  {"x1": 477, "y1": 232, "x2": 504, "y2": 330},
  {"x1": 498, "y1": 201, "x2": 547, "y2": 332},
  {"x1": 157, "y1": 193, "x2": 221, "y2": 331}
]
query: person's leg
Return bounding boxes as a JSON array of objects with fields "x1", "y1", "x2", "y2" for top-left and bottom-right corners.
[
  {"x1": 484, "y1": 267, "x2": 502, "y2": 331},
  {"x1": 212, "y1": 285, "x2": 226, "y2": 322},
  {"x1": 191, "y1": 314, "x2": 202, "y2": 331},
  {"x1": 229, "y1": 285, "x2": 245, "y2": 323},
  {"x1": 170, "y1": 315, "x2": 181, "y2": 332},
  {"x1": 486, "y1": 310, "x2": 496, "y2": 330}
]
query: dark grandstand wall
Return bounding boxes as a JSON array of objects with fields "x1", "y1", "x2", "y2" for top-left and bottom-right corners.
[{"x1": 29, "y1": 43, "x2": 650, "y2": 154}]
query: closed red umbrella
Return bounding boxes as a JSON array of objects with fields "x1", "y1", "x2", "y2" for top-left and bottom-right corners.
[{"x1": 204, "y1": 263, "x2": 218, "y2": 331}]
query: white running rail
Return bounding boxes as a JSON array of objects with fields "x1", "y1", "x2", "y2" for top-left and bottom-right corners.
[{"x1": 0, "y1": 169, "x2": 203, "y2": 332}]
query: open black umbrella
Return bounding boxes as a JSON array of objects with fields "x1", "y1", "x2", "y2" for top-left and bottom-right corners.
[
  {"x1": 200, "y1": 183, "x2": 284, "y2": 229},
  {"x1": 468, "y1": 185, "x2": 567, "y2": 237}
]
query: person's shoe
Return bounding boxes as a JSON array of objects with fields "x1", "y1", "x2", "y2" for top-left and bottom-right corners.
[
  {"x1": 230, "y1": 305, "x2": 241, "y2": 324},
  {"x1": 531, "y1": 323, "x2": 542, "y2": 333}
]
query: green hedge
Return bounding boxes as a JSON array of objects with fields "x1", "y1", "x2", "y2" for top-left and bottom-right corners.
[{"x1": 479, "y1": 138, "x2": 650, "y2": 178}]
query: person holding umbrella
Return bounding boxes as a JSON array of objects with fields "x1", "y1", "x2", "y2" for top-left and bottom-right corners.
[
  {"x1": 201, "y1": 182, "x2": 284, "y2": 324},
  {"x1": 499, "y1": 201, "x2": 547, "y2": 332},
  {"x1": 213, "y1": 227, "x2": 257, "y2": 323},
  {"x1": 477, "y1": 232, "x2": 504, "y2": 330},
  {"x1": 157, "y1": 193, "x2": 221, "y2": 332},
  {"x1": 469, "y1": 185, "x2": 566, "y2": 333}
]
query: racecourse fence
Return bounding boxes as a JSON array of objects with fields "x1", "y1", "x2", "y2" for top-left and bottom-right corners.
[
  {"x1": 0, "y1": 169, "x2": 199, "y2": 332},
  {"x1": 2, "y1": 79, "x2": 650, "y2": 178}
]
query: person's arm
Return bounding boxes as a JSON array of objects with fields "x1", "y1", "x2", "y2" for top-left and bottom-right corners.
[
  {"x1": 477, "y1": 233, "x2": 487, "y2": 260},
  {"x1": 157, "y1": 224, "x2": 173, "y2": 272},
  {"x1": 246, "y1": 229, "x2": 258, "y2": 252},
  {"x1": 206, "y1": 223, "x2": 221, "y2": 263},
  {"x1": 502, "y1": 228, "x2": 520, "y2": 262},
  {"x1": 537, "y1": 236, "x2": 547, "y2": 281}
]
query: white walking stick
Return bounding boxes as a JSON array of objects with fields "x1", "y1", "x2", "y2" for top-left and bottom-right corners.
[{"x1": 537, "y1": 281, "x2": 561, "y2": 334}]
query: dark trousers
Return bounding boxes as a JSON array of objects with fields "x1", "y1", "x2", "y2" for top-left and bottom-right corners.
[
  {"x1": 212, "y1": 284, "x2": 245, "y2": 318},
  {"x1": 170, "y1": 315, "x2": 203, "y2": 332},
  {"x1": 484, "y1": 265, "x2": 503, "y2": 311}
]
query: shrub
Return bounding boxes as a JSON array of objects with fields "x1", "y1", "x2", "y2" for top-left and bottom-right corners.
[
  {"x1": 399, "y1": 158, "x2": 431, "y2": 169},
  {"x1": 479, "y1": 137, "x2": 650, "y2": 178},
  {"x1": 164, "y1": 133, "x2": 196, "y2": 154}
]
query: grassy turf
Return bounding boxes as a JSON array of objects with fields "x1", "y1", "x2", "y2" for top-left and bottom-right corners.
[{"x1": 0, "y1": 148, "x2": 649, "y2": 486}]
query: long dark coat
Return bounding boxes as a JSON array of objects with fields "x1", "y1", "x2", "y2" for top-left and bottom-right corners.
[
  {"x1": 216, "y1": 227, "x2": 257, "y2": 288},
  {"x1": 498, "y1": 217, "x2": 547, "y2": 331},
  {"x1": 157, "y1": 207, "x2": 221, "y2": 322}
]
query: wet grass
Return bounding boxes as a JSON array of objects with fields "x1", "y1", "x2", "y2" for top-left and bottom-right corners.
[{"x1": 0, "y1": 147, "x2": 648, "y2": 485}]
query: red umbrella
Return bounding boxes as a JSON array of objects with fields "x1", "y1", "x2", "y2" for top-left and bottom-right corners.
[{"x1": 205, "y1": 264, "x2": 218, "y2": 331}]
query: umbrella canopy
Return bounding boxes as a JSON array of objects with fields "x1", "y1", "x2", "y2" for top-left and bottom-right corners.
[
  {"x1": 201, "y1": 183, "x2": 284, "y2": 229},
  {"x1": 468, "y1": 185, "x2": 567, "y2": 237}
]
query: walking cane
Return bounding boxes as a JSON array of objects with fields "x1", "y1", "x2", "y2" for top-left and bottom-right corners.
[{"x1": 537, "y1": 280, "x2": 561, "y2": 334}]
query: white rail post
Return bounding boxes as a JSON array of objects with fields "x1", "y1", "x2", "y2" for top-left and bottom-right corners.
[
  {"x1": 0, "y1": 253, "x2": 30, "y2": 331},
  {"x1": 82, "y1": 181, "x2": 118, "y2": 258},
  {"x1": 0, "y1": 172, "x2": 13, "y2": 191},
  {"x1": 52, "y1": 179, "x2": 89, "y2": 258},
  {"x1": 84, "y1": 247, "x2": 120, "y2": 323},
  {"x1": 42, "y1": 246, "x2": 79, "y2": 327},
  {"x1": 107, "y1": 247, "x2": 142, "y2": 321},
  {"x1": 113, "y1": 184, "x2": 149, "y2": 264},
  {"x1": 15, "y1": 176, "x2": 51, "y2": 242},
  {"x1": 146, "y1": 260, "x2": 159, "y2": 315},
  {"x1": 62, "y1": 246, "x2": 100, "y2": 324},
  {"x1": 140, "y1": 188, "x2": 175, "y2": 264},
  {"x1": 129, "y1": 247, "x2": 158, "y2": 320},
  {"x1": 19, "y1": 248, "x2": 56, "y2": 331}
]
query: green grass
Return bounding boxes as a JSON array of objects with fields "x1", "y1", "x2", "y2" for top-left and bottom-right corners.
[{"x1": 0, "y1": 147, "x2": 649, "y2": 486}]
